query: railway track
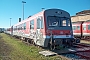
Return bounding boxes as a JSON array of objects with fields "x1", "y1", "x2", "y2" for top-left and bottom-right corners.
[{"x1": 61, "y1": 43, "x2": 90, "y2": 60}]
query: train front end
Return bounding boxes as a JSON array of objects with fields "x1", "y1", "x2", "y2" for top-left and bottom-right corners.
[{"x1": 44, "y1": 9, "x2": 79, "y2": 48}]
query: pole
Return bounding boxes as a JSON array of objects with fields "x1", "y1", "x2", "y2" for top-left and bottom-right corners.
[
  {"x1": 22, "y1": 1, "x2": 26, "y2": 20},
  {"x1": 10, "y1": 18, "x2": 12, "y2": 27},
  {"x1": 23, "y1": 3, "x2": 24, "y2": 20}
]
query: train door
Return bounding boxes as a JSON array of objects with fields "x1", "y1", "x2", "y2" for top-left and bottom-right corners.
[
  {"x1": 35, "y1": 17, "x2": 44, "y2": 46},
  {"x1": 30, "y1": 20, "x2": 34, "y2": 39}
]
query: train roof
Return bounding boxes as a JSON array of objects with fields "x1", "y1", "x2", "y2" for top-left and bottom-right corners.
[
  {"x1": 84, "y1": 20, "x2": 90, "y2": 22},
  {"x1": 45, "y1": 8, "x2": 69, "y2": 14},
  {"x1": 72, "y1": 21, "x2": 84, "y2": 24},
  {"x1": 13, "y1": 8, "x2": 70, "y2": 27},
  {"x1": 13, "y1": 10, "x2": 44, "y2": 26}
]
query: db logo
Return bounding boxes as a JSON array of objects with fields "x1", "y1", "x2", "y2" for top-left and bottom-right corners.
[{"x1": 60, "y1": 31, "x2": 63, "y2": 34}]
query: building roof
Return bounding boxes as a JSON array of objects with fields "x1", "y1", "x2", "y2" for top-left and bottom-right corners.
[{"x1": 76, "y1": 10, "x2": 90, "y2": 15}]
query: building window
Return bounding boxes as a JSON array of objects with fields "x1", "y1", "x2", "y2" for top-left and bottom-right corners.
[{"x1": 30, "y1": 20, "x2": 34, "y2": 29}]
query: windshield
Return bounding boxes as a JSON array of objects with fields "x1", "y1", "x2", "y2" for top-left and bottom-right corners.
[{"x1": 47, "y1": 16, "x2": 71, "y2": 27}]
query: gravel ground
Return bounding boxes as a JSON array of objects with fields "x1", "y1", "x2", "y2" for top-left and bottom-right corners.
[{"x1": 0, "y1": 35, "x2": 12, "y2": 60}]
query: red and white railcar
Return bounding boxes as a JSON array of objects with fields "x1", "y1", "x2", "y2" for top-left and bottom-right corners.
[
  {"x1": 82, "y1": 20, "x2": 90, "y2": 38},
  {"x1": 72, "y1": 21, "x2": 84, "y2": 38},
  {"x1": 12, "y1": 9, "x2": 77, "y2": 47}
]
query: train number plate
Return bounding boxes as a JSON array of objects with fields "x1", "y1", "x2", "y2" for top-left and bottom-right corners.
[{"x1": 66, "y1": 35, "x2": 69, "y2": 37}]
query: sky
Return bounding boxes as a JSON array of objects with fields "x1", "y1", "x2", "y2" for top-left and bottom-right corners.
[{"x1": 0, "y1": 0, "x2": 90, "y2": 28}]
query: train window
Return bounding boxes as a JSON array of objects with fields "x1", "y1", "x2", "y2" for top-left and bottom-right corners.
[
  {"x1": 19, "y1": 25, "x2": 20, "y2": 30},
  {"x1": 17, "y1": 26, "x2": 18, "y2": 30},
  {"x1": 18, "y1": 26, "x2": 20, "y2": 30},
  {"x1": 21, "y1": 24, "x2": 23, "y2": 30},
  {"x1": 72, "y1": 26, "x2": 76, "y2": 30},
  {"x1": 68, "y1": 19, "x2": 70, "y2": 26},
  {"x1": 47, "y1": 16, "x2": 71, "y2": 27},
  {"x1": 30, "y1": 20, "x2": 34, "y2": 29},
  {"x1": 37, "y1": 19, "x2": 40, "y2": 29},
  {"x1": 24, "y1": 23, "x2": 26, "y2": 30},
  {"x1": 17, "y1": 25, "x2": 20, "y2": 30},
  {"x1": 47, "y1": 16, "x2": 59, "y2": 27},
  {"x1": 88, "y1": 25, "x2": 90, "y2": 30},
  {"x1": 13, "y1": 27, "x2": 15, "y2": 31},
  {"x1": 72, "y1": 26, "x2": 74, "y2": 30},
  {"x1": 20, "y1": 24, "x2": 22, "y2": 30},
  {"x1": 37, "y1": 17, "x2": 43, "y2": 29},
  {"x1": 62, "y1": 20, "x2": 66, "y2": 26},
  {"x1": 14, "y1": 26, "x2": 17, "y2": 30},
  {"x1": 16, "y1": 26, "x2": 17, "y2": 30},
  {"x1": 83, "y1": 25, "x2": 86, "y2": 30},
  {"x1": 41, "y1": 18, "x2": 43, "y2": 29},
  {"x1": 61, "y1": 18, "x2": 70, "y2": 26},
  {"x1": 77, "y1": 26, "x2": 80, "y2": 30}
]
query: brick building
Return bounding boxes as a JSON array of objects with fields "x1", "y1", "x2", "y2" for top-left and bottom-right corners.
[{"x1": 71, "y1": 10, "x2": 90, "y2": 22}]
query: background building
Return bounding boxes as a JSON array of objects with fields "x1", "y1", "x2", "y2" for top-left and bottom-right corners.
[{"x1": 71, "y1": 10, "x2": 90, "y2": 22}]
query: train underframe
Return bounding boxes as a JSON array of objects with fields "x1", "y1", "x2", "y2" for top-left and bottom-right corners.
[
  {"x1": 74, "y1": 35, "x2": 90, "y2": 40},
  {"x1": 47, "y1": 37, "x2": 80, "y2": 50},
  {"x1": 7, "y1": 33, "x2": 80, "y2": 50}
]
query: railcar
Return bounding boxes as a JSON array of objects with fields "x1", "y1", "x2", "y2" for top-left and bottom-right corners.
[
  {"x1": 82, "y1": 20, "x2": 90, "y2": 39},
  {"x1": 72, "y1": 21, "x2": 84, "y2": 38},
  {"x1": 72, "y1": 20, "x2": 90, "y2": 40},
  {"x1": 4, "y1": 28, "x2": 11, "y2": 34},
  {"x1": 10, "y1": 9, "x2": 78, "y2": 48},
  {"x1": 0, "y1": 28, "x2": 5, "y2": 33}
]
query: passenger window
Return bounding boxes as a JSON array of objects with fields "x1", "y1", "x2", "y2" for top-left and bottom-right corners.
[
  {"x1": 72, "y1": 26, "x2": 76, "y2": 30},
  {"x1": 13, "y1": 27, "x2": 15, "y2": 31},
  {"x1": 41, "y1": 19, "x2": 43, "y2": 29},
  {"x1": 83, "y1": 25, "x2": 86, "y2": 30},
  {"x1": 37, "y1": 19, "x2": 41, "y2": 29},
  {"x1": 18, "y1": 25, "x2": 20, "y2": 30},
  {"x1": 37, "y1": 18, "x2": 43, "y2": 29},
  {"x1": 88, "y1": 25, "x2": 90, "y2": 30},
  {"x1": 77, "y1": 26, "x2": 80, "y2": 30},
  {"x1": 30, "y1": 20, "x2": 34, "y2": 29},
  {"x1": 15, "y1": 26, "x2": 17, "y2": 30},
  {"x1": 21, "y1": 24, "x2": 23, "y2": 30},
  {"x1": 17, "y1": 26, "x2": 19, "y2": 30},
  {"x1": 16, "y1": 26, "x2": 17, "y2": 30},
  {"x1": 24, "y1": 23, "x2": 26, "y2": 30}
]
